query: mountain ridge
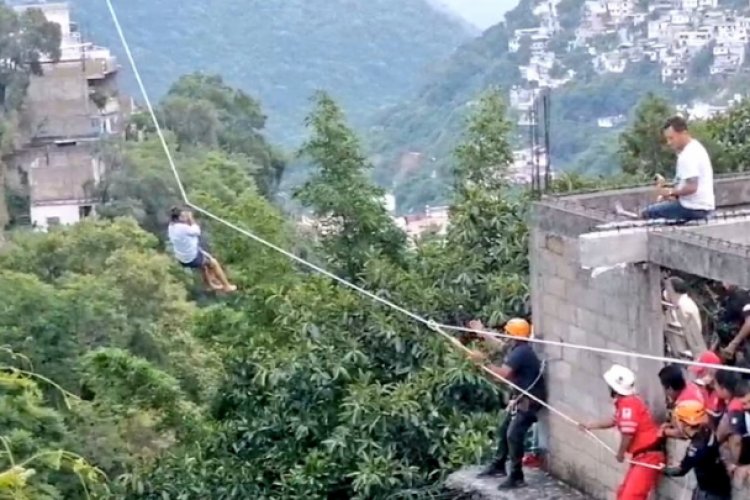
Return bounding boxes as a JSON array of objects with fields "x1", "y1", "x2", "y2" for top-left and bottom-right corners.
[{"x1": 68, "y1": 0, "x2": 473, "y2": 146}]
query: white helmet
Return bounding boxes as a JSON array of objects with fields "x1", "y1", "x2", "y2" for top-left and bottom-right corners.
[{"x1": 603, "y1": 364, "x2": 636, "y2": 396}]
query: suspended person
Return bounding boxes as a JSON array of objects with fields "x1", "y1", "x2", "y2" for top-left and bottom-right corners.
[
  {"x1": 579, "y1": 364, "x2": 665, "y2": 500},
  {"x1": 167, "y1": 206, "x2": 237, "y2": 293},
  {"x1": 470, "y1": 318, "x2": 547, "y2": 491},
  {"x1": 663, "y1": 400, "x2": 733, "y2": 500},
  {"x1": 615, "y1": 116, "x2": 715, "y2": 223}
]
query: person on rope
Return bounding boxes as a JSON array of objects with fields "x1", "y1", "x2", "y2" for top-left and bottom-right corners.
[
  {"x1": 718, "y1": 282, "x2": 750, "y2": 371},
  {"x1": 471, "y1": 318, "x2": 547, "y2": 491},
  {"x1": 659, "y1": 364, "x2": 706, "y2": 439},
  {"x1": 690, "y1": 351, "x2": 725, "y2": 429},
  {"x1": 579, "y1": 364, "x2": 665, "y2": 500},
  {"x1": 663, "y1": 400, "x2": 733, "y2": 500},
  {"x1": 614, "y1": 116, "x2": 714, "y2": 223},
  {"x1": 167, "y1": 206, "x2": 237, "y2": 293},
  {"x1": 714, "y1": 369, "x2": 750, "y2": 468}
]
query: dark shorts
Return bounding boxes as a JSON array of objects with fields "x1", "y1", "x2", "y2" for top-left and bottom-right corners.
[
  {"x1": 642, "y1": 200, "x2": 711, "y2": 222},
  {"x1": 180, "y1": 249, "x2": 212, "y2": 269}
]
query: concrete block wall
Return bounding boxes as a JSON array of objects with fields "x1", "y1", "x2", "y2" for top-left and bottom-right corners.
[
  {"x1": 530, "y1": 208, "x2": 666, "y2": 498},
  {"x1": 531, "y1": 199, "x2": 750, "y2": 498}
]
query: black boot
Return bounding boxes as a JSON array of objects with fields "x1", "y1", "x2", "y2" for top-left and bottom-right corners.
[
  {"x1": 497, "y1": 475, "x2": 526, "y2": 490},
  {"x1": 477, "y1": 460, "x2": 507, "y2": 478}
]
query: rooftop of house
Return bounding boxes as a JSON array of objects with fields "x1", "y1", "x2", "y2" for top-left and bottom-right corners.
[{"x1": 534, "y1": 173, "x2": 750, "y2": 287}]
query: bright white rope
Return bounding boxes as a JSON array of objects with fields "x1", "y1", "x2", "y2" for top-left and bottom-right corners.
[{"x1": 105, "y1": 0, "x2": 677, "y2": 471}]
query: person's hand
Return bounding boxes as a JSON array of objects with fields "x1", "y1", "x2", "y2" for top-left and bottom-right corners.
[
  {"x1": 658, "y1": 187, "x2": 674, "y2": 199},
  {"x1": 662, "y1": 466, "x2": 679, "y2": 476},
  {"x1": 722, "y1": 342, "x2": 738, "y2": 360},
  {"x1": 654, "y1": 174, "x2": 666, "y2": 186},
  {"x1": 467, "y1": 319, "x2": 484, "y2": 332}
]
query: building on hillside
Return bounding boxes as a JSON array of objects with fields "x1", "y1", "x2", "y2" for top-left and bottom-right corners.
[
  {"x1": 711, "y1": 41, "x2": 746, "y2": 74},
  {"x1": 530, "y1": 176, "x2": 750, "y2": 499},
  {"x1": 7, "y1": 2, "x2": 127, "y2": 231},
  {"x1": 28, "y1": 151, "x2": 103, "y2": 230}
]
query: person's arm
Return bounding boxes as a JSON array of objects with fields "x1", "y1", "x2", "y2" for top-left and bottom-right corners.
[
  {"x1": 725, "y1": 306, "x2": 750, "y2": 355},
  {"x1": 579, "y1": 415, "x2": 616, "y2": 431},
  {"x1": 617, "y1": 434, "x2": 634, "y2": 463},
  {"x1": 664, "y1": 443, "x2": 700, "y2": 477},
  {"x1": 488, "y1": 363, "x2": 513, "y2": 379},
  {"x1": 468, "y1": 319, "x2": 504, "y2": 348},
  {"x1": 664, "y1": 177, "x2": 698, "y2": 198}
]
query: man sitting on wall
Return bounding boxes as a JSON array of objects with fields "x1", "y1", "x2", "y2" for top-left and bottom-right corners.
[{"x1": 615, "y1": 116, "x2": 715, "y2": 223}]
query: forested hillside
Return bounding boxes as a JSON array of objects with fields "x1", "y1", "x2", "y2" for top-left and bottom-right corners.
[
  {"x1": 69, "y1": 0, "x2": 472, "y2": 145},
  {"x1": 371, "y1": 0, "x2": 750, "y2": 211}
]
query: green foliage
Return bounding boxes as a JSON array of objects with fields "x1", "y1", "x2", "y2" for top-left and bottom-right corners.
[
  {"x1": 69, "y1": 0, "x2": 471, "y2": 145},
  {"x1": 696, "y1": 99, "x2": 750, "y2": 174},
  {"x1": 618, "y1": 93, "x2": 676, "y2": 177},
  {"x1": 160, "y1": 74, "x2": 286, "y2": 195},
  {"x1": 295, "y1": 93, "x2": 406, "y2": 278}
]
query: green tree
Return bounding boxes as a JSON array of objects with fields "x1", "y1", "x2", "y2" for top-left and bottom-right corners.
[
  {"x1": 443, "y1": 89, "x2": 530, "y2": 324},
  {"x1": 618, "y1": 93, "x2": 676, "y2": 176},
  {"x1": 295, "y1": 92, "x2": 406, "y2": 279},
  {"x1": 160, "y1": 73, "x2": 286, "y2": 195}
]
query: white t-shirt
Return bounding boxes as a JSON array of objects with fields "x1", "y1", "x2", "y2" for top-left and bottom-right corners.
[
  {"x1": 168, "y1": 222, "x2": 201, "y2": 263},
  {"x1": 675, "y1": 139, "x2": 715, "y2": 210},
  {"x1": 677, "y1": 294, "x2": 702, "y2": 334}
]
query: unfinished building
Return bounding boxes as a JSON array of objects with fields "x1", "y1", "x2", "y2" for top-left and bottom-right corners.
[{"x1": 531, "y1": 175, "x2": 750, "y2": 498}]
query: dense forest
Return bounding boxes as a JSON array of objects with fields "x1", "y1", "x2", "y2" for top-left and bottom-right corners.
[{"x1": 68, "y1": 0, "x2": 472, "y2": 145}]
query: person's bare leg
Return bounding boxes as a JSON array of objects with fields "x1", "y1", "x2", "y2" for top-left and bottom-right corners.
[
  {"x1": 614, "y1": 200, "x2": 640, "y2": 219},
  {"x1": 201, "y1": 265, "x2": 223, "y2": 290},
  {"x1": 208, "y1": 257, "x2": 236, "y2": 292}
]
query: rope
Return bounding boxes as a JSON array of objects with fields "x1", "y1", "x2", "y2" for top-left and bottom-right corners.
[
  {"x1": 104, "y1": 0, "x2": 664, "y2": 471},
  {"x1": 442, "y1": 324, "x2": 750, "y2": 376}
]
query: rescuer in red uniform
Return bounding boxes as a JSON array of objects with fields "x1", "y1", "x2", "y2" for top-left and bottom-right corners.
[{"x1": 579, "y1": 364, "x2": 666, "y2": 500}]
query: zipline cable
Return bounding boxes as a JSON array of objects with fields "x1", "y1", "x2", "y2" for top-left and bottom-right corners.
[
  {"x1": 105, "y1": 0, "x2": 750, "y2": 379},
  {"x1": 105, "y1": 0, "x2": 680, "y2": 471}
]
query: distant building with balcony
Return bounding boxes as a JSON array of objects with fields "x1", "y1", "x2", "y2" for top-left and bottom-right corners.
[{"x1": 7, "y1": 2, "x2": 128, "y2": 231}]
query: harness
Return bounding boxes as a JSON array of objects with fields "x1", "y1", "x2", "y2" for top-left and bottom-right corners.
[{"x1": 509, "y1": 358, "x2": 546, "y2": 415}]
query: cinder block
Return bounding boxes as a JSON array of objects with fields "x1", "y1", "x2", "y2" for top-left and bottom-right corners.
[
  {"x1": 575, "y1": 307, "x2": 599, "y2": 328},
  {"x1": 542, "y1": 293, "x2": 561, "y2": 317},
  {"x1": 546, "y1": 276, "x2": 567, "y2": 298}
]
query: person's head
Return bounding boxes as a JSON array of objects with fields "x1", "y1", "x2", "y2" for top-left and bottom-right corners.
[
  {"x1": 504, "y1": 318, "x2": 531, "y2": 341},
  {"x1": 667, "y1": 276, "x2": 688, "y2": 296},
  {"x1": 673, "y1": 400, "x2": 708, "y2": 437},
  {"x1": 689, "y1": 351, "x2": 722, "y2": 387},
  {"x1": 658, "y1": 364, "x2": 687, "y2": 401},
  {"x1": 722, "y1": 281, "x2": 737, "y2": 293},
  {"x1": 663, "y1": 116, "x2": 691, "y2": 152},
  {"x1": 715, "y1": 369, "x2": 746, "y2": 402},
  {"x1": 169, "y1": 206, "x2": 189, "y2": 224},
  {"x1": 603, "y1": 364, "x2": 636, "y2": 399}
]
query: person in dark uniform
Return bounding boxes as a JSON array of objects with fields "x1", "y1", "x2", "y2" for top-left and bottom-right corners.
[
  {"x1": 663, "y1": 400, "x2": 732, "y2": 500},
  {"x1": 718, "y1": 282, "x2": 750, "y2": 371},
  {"x1": 469, "y1": 318, "x2": 546, "y2": 490}
]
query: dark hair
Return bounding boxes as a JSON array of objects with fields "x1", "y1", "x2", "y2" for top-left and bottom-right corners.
[
  {"x1": 658, "y1": 364, "x2": 686, "y2": 392},
  {"x1": 663, "y1": 116, "x2": 688, "y2": 133},
  {"x1": 667, "y1": 277, "x2": 688, "y2": 295},
  {"x1": 169, "y1": 206, "x2": 183, "y2": 222},
  {"x1": 715, "y1": 369, "x2": 746, "y2": 397}
]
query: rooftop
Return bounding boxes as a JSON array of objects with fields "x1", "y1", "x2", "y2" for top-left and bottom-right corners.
[{"x1": 536, "y1": 173, "x2": 750, "y2": 287}]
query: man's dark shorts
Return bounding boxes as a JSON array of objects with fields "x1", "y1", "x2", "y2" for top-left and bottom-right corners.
[
  {"x1": 181, "y1": 249, "x2": 212, "y2": 269},
  {"x1": 642, "y1": 200, "x2": 710, "y2": 222}
]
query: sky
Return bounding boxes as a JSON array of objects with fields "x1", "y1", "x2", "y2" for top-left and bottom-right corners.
[{"x1": 439, "y1": 0, "x2": 518, "y2": 29}]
